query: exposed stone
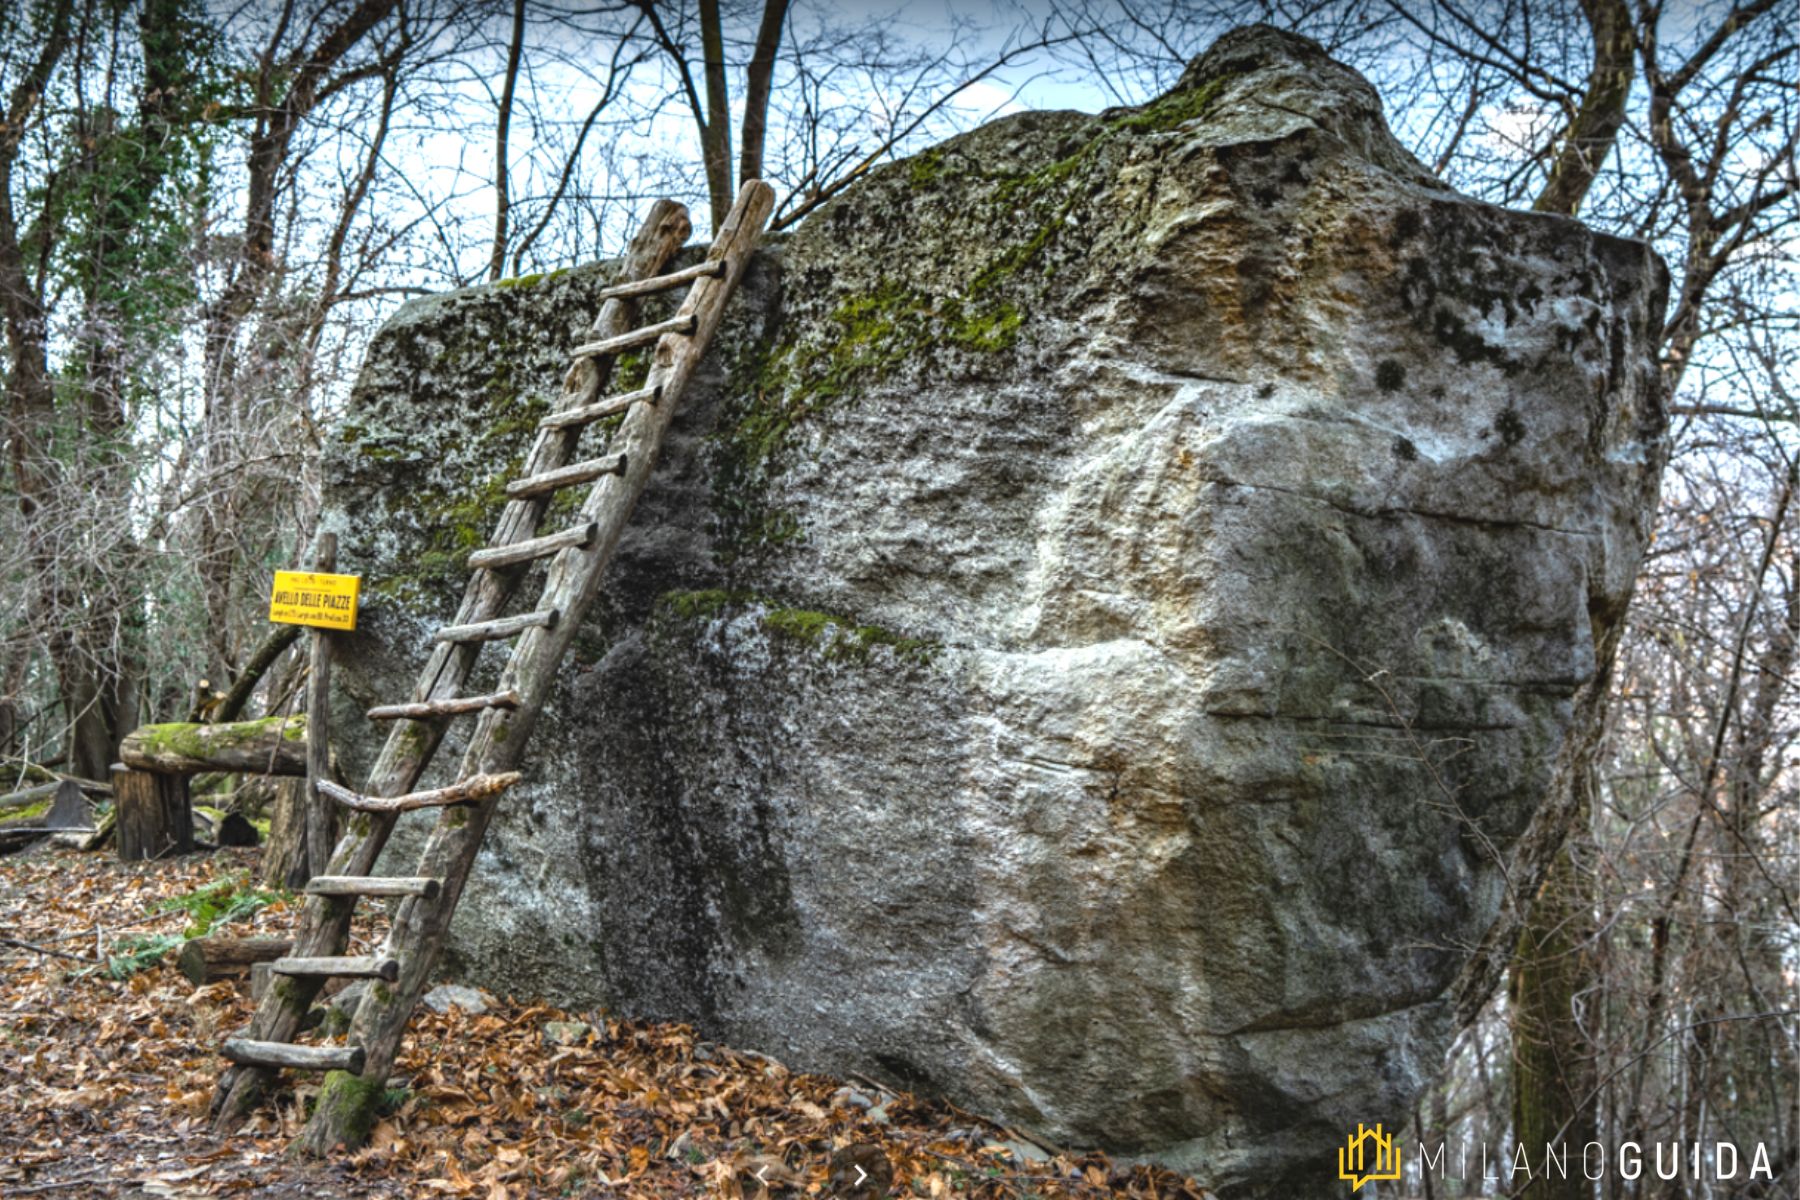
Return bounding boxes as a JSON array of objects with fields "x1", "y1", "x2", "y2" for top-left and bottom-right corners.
[
  {"x1": 322, "y1": 26, "x2": 1665, "y2": 1199},
  {"x1": 541, "y1": 1020, "x2": 592, "y2": 1046},
  {"x1": 420, "y1": 984, "x2": 489, "y2": 1015}
]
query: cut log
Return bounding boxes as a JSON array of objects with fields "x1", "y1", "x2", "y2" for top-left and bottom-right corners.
[
  {"x1": 121, "y1": 717, "x2": 308, "y2": 776},
  {"x1": 467, "y1": 523, "x2": 597, "y2": 571},
  {"x1": 570, "y1": 312, "x2": 696, "y2": 358},
  {"x1": 596, "y1": 258, "x2": 724, "y2": 299},
  {"x1": 115, "y1": 768, "x2": 194, "y2": 861},
  {"x1": 538, "y1": 385, "x2": 659, "y2": 431},
  {"x1": 272, "y1": 955, "x2": 400, "y2": 982},
  {"x1": 504, "y1": 455, "x2": 627, "y2": 500},
  {"x1": 222, "y1": 1038, "x2": 365, "y2": 1074},
  {"x1": 306, "y1": 875, "x2": 442, "y2": 900},
  {"x1": 316, "y1": 771, "x2": 521, "y2": 813},
  {"x1": 366, "y1": 690, "x2": 521, "y2": 722},
  {"x1": 434, "y1": 610, "x2": 558, "y2": 644},
  {"x1": 178, "y1": 936, "x2": 295, "y2": 986}
]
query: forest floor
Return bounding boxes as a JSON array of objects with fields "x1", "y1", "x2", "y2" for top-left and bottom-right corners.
[{"x1": 0, "y1": 846, "x2": 1211, "y2": 1200}]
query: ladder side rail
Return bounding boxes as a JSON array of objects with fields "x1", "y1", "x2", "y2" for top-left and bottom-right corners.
[
  {"x1": 208, "y1": 199, "x2": 692, "y2": 1136},
  {"x1": 295, "y1": 180, "x2": 776, "y2": 1155}
]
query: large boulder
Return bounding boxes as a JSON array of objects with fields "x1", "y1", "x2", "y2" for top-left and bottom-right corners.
[{"x1": 321, "y1": 26, "x2": 1665, "y2": 1198}]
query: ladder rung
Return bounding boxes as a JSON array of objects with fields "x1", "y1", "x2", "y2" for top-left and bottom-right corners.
[
  {"x1": 597, "y1": 258, "x2": 725, "y2": 300},
  {"x1": 571, "y1": 313, "x2": 696, "y2": 359},
  {"x1": 272, "y1": 955, "x2": 400, "y2": 983},
  {"x1": 434, "y1": 609, "x2": 558, "y2": 643},
  {"x1": 366, "y1": 690, "x2": 521, "y2": 721},
  {"x1": 305, "y1": 875, "x2": 443, "y2": 900},
  {"x1": 539, "y1": 386, "x2": 659, "y2": 431},
  {"x1": 318, "y1": 771, "x2": 522, "y2": 814},
  {"x1": 505, "y1": 454, "x2": 627, "y2": 499},
  {"x1": 468, "y1": 522, "x2": 597, "y2": 571},
  {"x1": 222, "y1": 1038, "x2": 366, "y2": 1075}
]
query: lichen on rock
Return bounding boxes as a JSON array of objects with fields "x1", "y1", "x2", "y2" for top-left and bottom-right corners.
[{"x1": 321, "y1": 25, "x2": 1666, "y2": 1200}]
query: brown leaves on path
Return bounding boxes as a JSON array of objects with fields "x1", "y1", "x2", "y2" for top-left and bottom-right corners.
[{"x1": 1, "y1": 848, "x2": 1210, "y2": 1199}]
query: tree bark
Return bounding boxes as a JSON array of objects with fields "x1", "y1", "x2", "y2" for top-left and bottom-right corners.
[
  {"x1": 737, "y1": 0, "x2": 790, "y2": 188},
  {"x1": 488, "y1": 0, "x2": 526, "y2": 281},
  {"x1": 261, "y1": 777, "x2": 313, "y2": 890},
  {"x1": 115, "y1": 767, "x2": 193, "y2": 861},
  {"x1": 697, "y1": 0, "x2": 734, "y2": 229},
  {"x1": 209, "y1": 624, "x2": 303, "y2": 724},
  {"x1": 1533, "y1": 0, "x2": 1635, "y2": 217},
  {"x1": 1509, "y1": 833, "x2": 1598, "y2": 1199}
]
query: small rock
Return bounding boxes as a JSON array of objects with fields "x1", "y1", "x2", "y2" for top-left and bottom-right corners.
[
  {"x1": 421, "y1": 983, "x2": 489, "y2": 1014},
  {"x1": 830, "y1": 1087, "x2": 875, "y2": 1111},
  {"x1": 984, "y1": 1139, "x2": 1051, "y2": 1164},
  {"x1": 542, "y1": 1019, "x2": 592, "y2": 1046},
  {"x1": 865, "y1": 1104, "x2": 890, "y2": 1125}
]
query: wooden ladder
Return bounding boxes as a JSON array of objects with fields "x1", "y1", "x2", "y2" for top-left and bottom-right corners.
[{"x1": 209, "y1": 181, "x2": 776, "y2": 1147}]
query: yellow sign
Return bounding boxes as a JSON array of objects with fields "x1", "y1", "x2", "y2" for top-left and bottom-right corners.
[
  {"x1": 1339, "y1": 1123, "x2": 1401, "y2": 1192},
  {"x1": 269, "y1": 570, "x2": 361, "y2": 632}
]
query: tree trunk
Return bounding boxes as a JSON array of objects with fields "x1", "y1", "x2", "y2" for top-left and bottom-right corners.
[
  {"x1": 737, "y1": 0, "x2": 790, "y2": 188},
  {"x1": 261, "y1": 777, "x2": 316, "y2": 890},
  {"x1": 697, "y1": 0, "x2": 734, "y2": 229},
  {"x1": 1510, "y1": 835, "x2": 1598, "y2": 1200},
  {"x1": 488, "y1": 0, "x2": 526, "y2": 281},
  {"x1": 115, "y1": 767, "x2": 193, "y2": 861},
  {"x1": 1533, "y1": 0, "x2": 1635, "y2": 216}
]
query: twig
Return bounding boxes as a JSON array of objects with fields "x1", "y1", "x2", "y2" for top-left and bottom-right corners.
[
  {"x1": 0, "y1": 937, "x2": 94, "y2": 962},
  {"x1": 9, "y1": 1173, "x2": 112, "y2": 1194}
]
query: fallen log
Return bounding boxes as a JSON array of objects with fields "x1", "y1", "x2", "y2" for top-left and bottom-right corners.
[
  {"x1": 0, "y1": 781, "x2": 60, "y2": 811},
  {"x1": 0, "y1": 827, "x2": 49, "y2": 852},
  {"x1": 121, "y1": 716, "x2": 308, "y2": 776},
  {"x1": 178, "y1": 936, "x2": 295, "y2": 986},
  {"x1": 0, "y1": 757, "x2": 111, "y2": 798}
]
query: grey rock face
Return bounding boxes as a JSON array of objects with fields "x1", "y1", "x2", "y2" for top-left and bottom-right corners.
[{"x1": 321, "y1": 26, "x2": 1665, "y2": 1198}]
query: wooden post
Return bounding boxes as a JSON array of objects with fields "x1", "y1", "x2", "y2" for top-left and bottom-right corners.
[
  {"x1": 115, "y1": 766, "x2": 193, "y2": 861},
  {"x1": 305, "y1": 533, "x2": 337, "y2": 883}
]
